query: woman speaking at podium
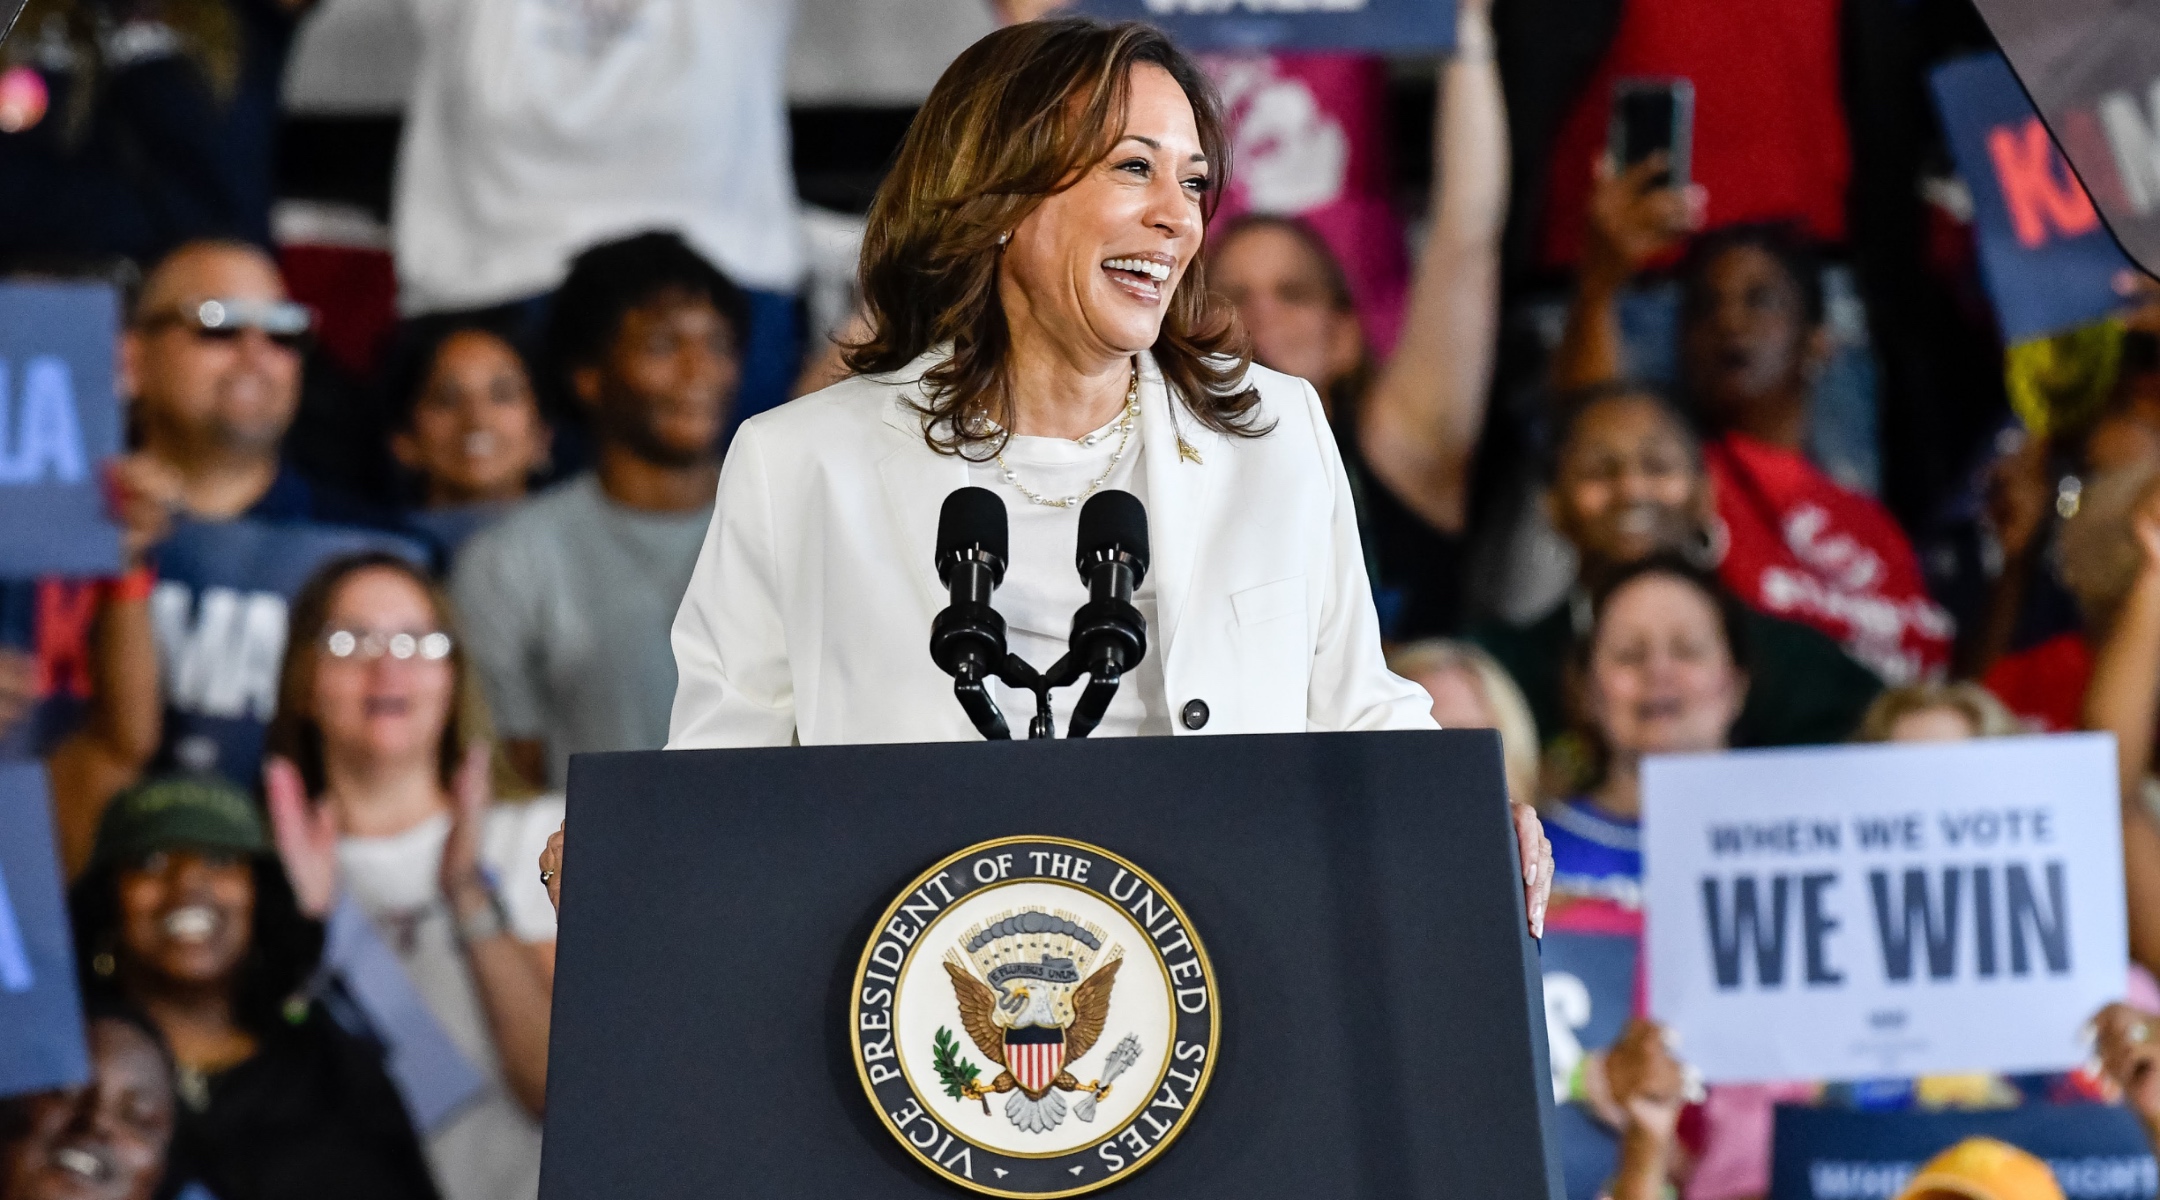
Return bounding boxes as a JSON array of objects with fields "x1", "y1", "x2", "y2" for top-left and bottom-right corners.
[{"x1": 541, "y1": 17, "x2": 1552, "y2": 929}]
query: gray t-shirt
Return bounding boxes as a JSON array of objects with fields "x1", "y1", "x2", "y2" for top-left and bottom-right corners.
[{"x1": 450, "y1": 474, "x2": 711, "y2": 787}]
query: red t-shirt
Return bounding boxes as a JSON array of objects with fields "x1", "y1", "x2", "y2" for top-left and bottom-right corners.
[
  {"x1": 1982, "y1": 631, "x2": 2092, "y2": 733},
  {"x1": 1708, "y1": 434, "x2": 1952, "y2": 684},
  {"x1": 1539, "y1": 0, "x2": 1851, "y2": 268}
]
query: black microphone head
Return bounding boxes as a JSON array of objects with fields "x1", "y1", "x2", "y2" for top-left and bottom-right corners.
[
  {"x1": 1076, "y1": 489, "x2": 1149, "y2": 583},
  {"x1": 936, "y1": 487, "x2": 1008, "y2": 583}
]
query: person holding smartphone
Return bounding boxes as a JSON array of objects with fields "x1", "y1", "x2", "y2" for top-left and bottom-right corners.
[{"x1": 1549, "y1": 146, "x2": 1951, "y2": 686}]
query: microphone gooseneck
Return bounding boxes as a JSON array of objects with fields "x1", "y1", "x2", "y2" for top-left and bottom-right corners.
[
  {"x1": 929, "y1": 487, "x2": 1013, "y2": 739},
  {"x1": 925, "y1": 487, "x2": 1153, "y2": 741},
  {"x1": 1065, "y1": 490, "x2": 1149, "y2": 738}
]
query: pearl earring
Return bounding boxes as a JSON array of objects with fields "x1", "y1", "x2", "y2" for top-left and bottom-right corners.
[{"x1": 997, "y1": 232, "x2": 1010, "y2": 246}]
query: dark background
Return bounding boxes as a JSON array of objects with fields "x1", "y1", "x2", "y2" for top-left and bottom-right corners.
[{"x1": 540, "y1": 729, "x2": 1564, "y2": 1200}]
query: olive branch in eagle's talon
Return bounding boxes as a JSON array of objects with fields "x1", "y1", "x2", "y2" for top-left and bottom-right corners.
[{"x1": 933, "y1": 1027, "x2": 991, "y2": 1114}]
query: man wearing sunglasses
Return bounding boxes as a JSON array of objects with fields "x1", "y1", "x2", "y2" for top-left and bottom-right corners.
[{"x1": 113, "y1": 240, "x2": 426, "y2": 790}]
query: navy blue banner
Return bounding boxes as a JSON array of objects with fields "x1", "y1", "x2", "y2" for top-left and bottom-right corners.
[
  {"x1": 1075, "y1": 0, "x2": 1453, "y2": 53},
  {"x1": 1932, "y1": 53, "x2": 2136, "y2": 343},
  {"x1": 1541, "y1": 931, "x2": 1639, "y2": 1200},
  {"x1": 1966, "y1": 0, "x2": 2160, "y2": 278},
  {"x1": 0, "y1": 282, "x2": 124, "y2": 578},
  {"x1": 0, "y1": 762, "x2": 88, "y2": 1100},
  {"x1": 1770, "y1": 1103, "x2": 2155, "y2": 1200},
  {"x1": 151, "y1": 518, "x2": 427, "y2": 788}
]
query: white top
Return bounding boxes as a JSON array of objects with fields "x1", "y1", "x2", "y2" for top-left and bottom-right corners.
[
  {"x1": 391, "y1": 0, "x2": 804, "y2": 313},
  {"x1": 963, "y1": 423, "x2": 1170, "y2": 739},
  {"x1": 337, "y1": 798, "x2": 563, "y2": 1200},
  {"x1": 666, "y1": 349, "x2": 1435, "y2": 747}
]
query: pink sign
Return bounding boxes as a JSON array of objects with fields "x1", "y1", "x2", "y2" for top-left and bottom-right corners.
[{"x1": 1206, "y1": 52, "x2": 1411, "y2": 356}]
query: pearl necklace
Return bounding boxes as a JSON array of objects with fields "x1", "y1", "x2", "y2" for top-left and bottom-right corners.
[{"x1": 993, "y1": 367, "x2": 1140, "y2": 509}]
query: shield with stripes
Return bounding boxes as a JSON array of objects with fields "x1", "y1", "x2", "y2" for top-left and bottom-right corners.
[{"x1": 1005, "y1": 1025, "x2": 1066, "y2": 1094}]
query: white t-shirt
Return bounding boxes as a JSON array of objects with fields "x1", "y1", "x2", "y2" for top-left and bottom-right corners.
[
  {"x1": 392, "y1": 0, "x2": 804, "y2": 313},
  {"x1": 963, "y1": 417, "x2": 1171, "y2": 739},
  {"x1": 337, "y1": 798, "x2": 563, "y2": 1200}
]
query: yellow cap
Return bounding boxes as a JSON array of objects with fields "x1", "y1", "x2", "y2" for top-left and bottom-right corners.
[{"x1": 1895, "y1": 1137, "x2": 2064, "y2": 1200}]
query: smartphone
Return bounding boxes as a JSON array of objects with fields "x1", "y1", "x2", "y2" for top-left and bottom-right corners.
[{"x1": 1608, "y1": 77, "x2": 1695, "y2": 188}]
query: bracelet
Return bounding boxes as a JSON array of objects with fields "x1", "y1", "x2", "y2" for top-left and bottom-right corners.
[{"x1": 452, "y1": 871, "x2": 512, "y2": 943}]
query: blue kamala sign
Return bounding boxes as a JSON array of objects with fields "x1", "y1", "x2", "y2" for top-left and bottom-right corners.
[
  {"x1": 0, "y1": 762, "x2": 89, "y2": 1100},
  {"x1": 1075, "y1": 0, "x2": 1454, "y2": 53},
  {"x1": 1931, "y1": 53, "x2": 2138, "y2": 343},
  {"x1": 0, "y1": 282, "x2": 125, "y2": 577}
]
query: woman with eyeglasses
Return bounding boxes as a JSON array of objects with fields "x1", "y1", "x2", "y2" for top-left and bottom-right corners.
[{"x1": 262, "y1": 553, "x2": 560, "y2": 1200}]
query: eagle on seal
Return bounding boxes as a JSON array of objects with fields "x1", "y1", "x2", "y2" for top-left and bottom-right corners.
[{"x1": 942, "y1": 908, "x2": 1124, "y2": 1134}]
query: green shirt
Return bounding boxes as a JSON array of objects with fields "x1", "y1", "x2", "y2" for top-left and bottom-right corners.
[{"x1": 1468, "y1": 596, "x2": 1883, "y2": 750}]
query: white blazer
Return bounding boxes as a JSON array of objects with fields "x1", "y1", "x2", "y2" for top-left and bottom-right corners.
[{"x1": 666, "y1": 349, "x2": 1436, "y2": 747}]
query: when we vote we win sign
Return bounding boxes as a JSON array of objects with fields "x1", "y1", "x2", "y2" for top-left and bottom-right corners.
[{"x1": 1644, "y1": 735, "x2": 2126, "y2": 1084}]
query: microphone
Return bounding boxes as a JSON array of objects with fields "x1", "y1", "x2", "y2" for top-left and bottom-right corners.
[
  {"x1": 1065, "y1": 490, "x2": 1149, "y2": 738},
  {"x1": 930, "y1": 487, "x2": 1013, "y2": 740}
]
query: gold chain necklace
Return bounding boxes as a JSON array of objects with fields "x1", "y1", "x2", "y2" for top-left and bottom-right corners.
[{"x1": 993, "y1": 366, "x2": 1140, "y2": 509}]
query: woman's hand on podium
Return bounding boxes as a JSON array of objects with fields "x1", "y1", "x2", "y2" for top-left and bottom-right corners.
[
  {"x1": 540, "y1": 821, "x2": 564, "y2": 911},
  {"x1": 1513, "y1": 801, "x2": 1553, "y2": 938}
]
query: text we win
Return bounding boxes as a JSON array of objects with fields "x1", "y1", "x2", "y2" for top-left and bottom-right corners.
[
  {"x1": 1699, "y1": 809, "x2": 2070, "y2": 990},
  {"x1": 1988, "y1": 72, "x2": 2160, "y2": 249}
]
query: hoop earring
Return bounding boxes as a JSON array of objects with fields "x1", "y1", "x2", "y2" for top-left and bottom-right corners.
[{"x1": 1686, "y1": 515, "x2": 1731, "y2": 570}]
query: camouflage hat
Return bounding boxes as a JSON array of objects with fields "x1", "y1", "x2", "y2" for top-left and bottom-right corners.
[{"x1": 88, "y1": 774, "x2": 268, "y2": 872}]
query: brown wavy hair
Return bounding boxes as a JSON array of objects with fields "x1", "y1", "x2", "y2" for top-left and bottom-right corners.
[
  {"x1": 263, "y1": 553, "x2": 499, "y2": 798},
  {"x1": 843, "y1": 17, "x2": 1260, "y2": 457}
]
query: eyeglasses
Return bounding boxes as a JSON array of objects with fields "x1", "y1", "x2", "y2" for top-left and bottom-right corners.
[
  {"x1": 144, "y1": 298, "x2": 315, "y2": 352},
  {"x1": 321, "y1": 628, "x2": 454, "y2": 662}
]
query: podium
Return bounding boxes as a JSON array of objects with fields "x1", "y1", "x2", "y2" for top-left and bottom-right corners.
[{"x1": 539, "y1": 730, "x2": 1564, "y2": 1199}]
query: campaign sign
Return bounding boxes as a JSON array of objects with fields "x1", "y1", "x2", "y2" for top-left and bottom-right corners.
[
  {"x1": 1643, "y1": 735, "x2": 2127, "y2": 1084},
  {"x1": 0, "y1": 762, "x2": 89, "y2": 1099},
  {"x1": 1768, "y1": 1103, "x2": 2154, "y2": 1200},
  {"x1": 1540, "y1": 926, "x2": 1639, "y2": 1200},
  {"x1": 0, "y1": 282, "x2": 124, "y2": 577},
  {"x1": 1968, "y1": 0, "x2": 2160, "y2": 278},
  {"x1": 1075, "y1": 0, "x2": 1453, "y2": 53},
  {"x1": 1931, "y1": 54, "x2": 2136, "y2": 343},
  {"x1": 151, "y1": 518, "x2": 427, "y2": 786}
]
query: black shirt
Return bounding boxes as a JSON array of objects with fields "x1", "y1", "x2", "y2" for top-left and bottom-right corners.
[
  {"x1": 1339, "y1": 433, "x2": 1465, "y2": 641},
  {"x1": 168, "y1": 1004, "x2": 441, "y2": 1200}
]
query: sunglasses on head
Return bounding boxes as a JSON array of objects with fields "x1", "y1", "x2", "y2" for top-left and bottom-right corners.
[{"x1": 148, "y1": 298, "x2": 315, "y2": 351}]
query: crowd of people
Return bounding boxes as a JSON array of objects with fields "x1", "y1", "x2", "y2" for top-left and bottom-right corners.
[{"x1": 4, "y1": 0, "x2": 2160, "y2": 1198}]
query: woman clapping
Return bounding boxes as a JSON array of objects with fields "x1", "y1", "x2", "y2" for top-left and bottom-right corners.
[{"x1": 264, "y1": 554, "x2": 561, "y2": 1200}]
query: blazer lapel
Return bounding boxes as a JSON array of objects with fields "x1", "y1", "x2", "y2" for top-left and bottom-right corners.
[
  {"x1": 1137, "y1": 352, "x2": 1228, "y2": 663},
  {"x1": 876, "y1": 365, "x2": 971, "y2": 621}
]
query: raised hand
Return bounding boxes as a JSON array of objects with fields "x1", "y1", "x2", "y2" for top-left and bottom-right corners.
[
  {"x1": 106, "y1": 453, "x2": 183, "y2": 569},
  {"x1": 441, "y1": 742, "x2": 493, "y2": 904},
  {"x1": 1583, "y1": 153, "x2": 1707, "y2": 292},
  {"x1": 2093, "y1": 1003, "x2": 2160, "y2": 1135},
  {"x1": 1605, "y1": 1019, "x2": 1688, "y2": 1143},
  {"x1": 265, "y1": 755, "x2": 338, "y2": 918}
]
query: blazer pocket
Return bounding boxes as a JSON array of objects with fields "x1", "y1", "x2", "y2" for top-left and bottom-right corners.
[
  {"x1": 1230, "y1": 576, "x2": 1307, "y2": 732},
  {"x1": 1231, "y1": 576, "x2": 1306, "y2": 627}
]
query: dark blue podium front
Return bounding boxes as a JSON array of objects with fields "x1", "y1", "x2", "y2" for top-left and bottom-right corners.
[{"x1": 539, "y1": 729, "x2": 1564, "y2": 1199}]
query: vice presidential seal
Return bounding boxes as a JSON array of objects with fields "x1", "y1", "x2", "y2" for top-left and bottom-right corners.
[{"x1": 852, "y1": 836, "x2": 1218, "y2": 1197}]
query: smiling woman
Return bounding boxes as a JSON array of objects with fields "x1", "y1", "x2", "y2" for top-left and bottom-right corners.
[
  {"x1": 543, "y1": 16, "x2": 1554, "y2": 938},
  {"x1": 67, "y1": 774, "x2": 442, "y2": 1200}
]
